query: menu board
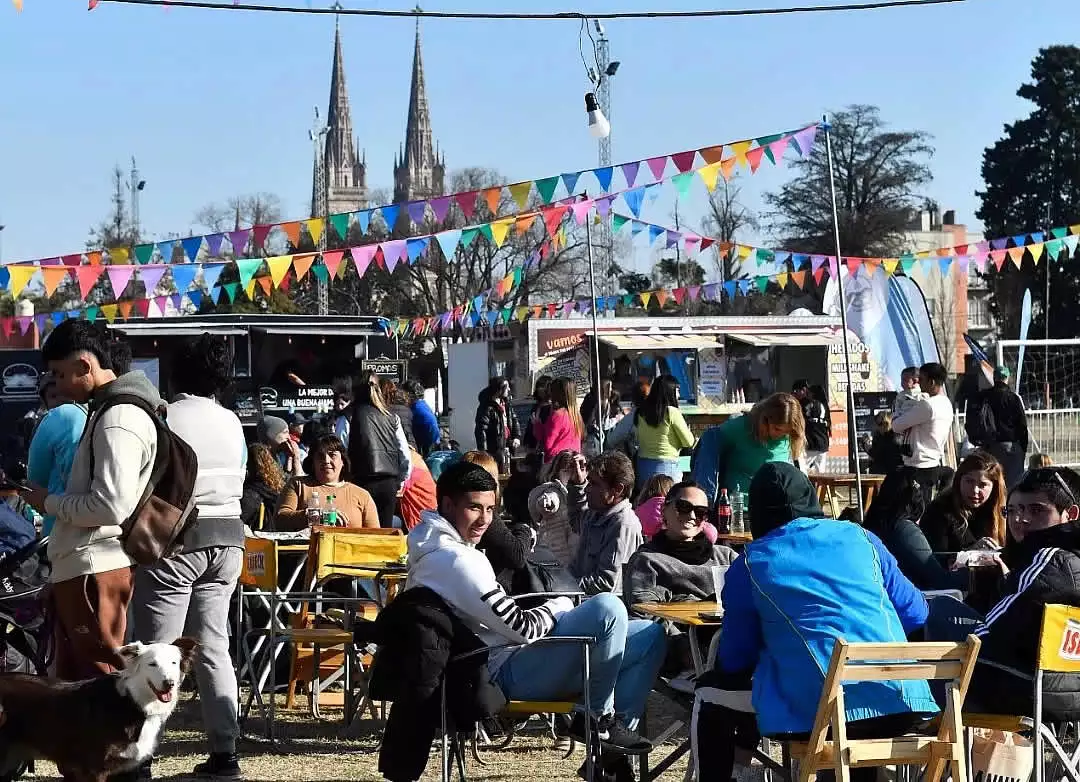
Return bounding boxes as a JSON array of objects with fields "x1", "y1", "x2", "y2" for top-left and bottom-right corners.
[
  {"x1": 361, "y1": 357, "x2": 408, "y2": 387},
  {"x1": 228, "y1": 379, "x2": 263, "y2": 427},
  {"x1": 259, "y1": 385, "x2": 336, "y2": 414}
]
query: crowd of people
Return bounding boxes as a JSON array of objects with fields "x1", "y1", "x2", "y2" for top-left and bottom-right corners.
[{"x1": 10, "y1": 326, "x2": 1072, "y2": 782}]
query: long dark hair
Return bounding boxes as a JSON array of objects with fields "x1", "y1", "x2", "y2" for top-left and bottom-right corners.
[
  {"x1": 636, "y1": 375, "x2": 679, "y2": 428},
  {"x1": 301, "y1": 434, "x2": 352, "y2": 482},
  {"x1": 949, "y1": 450, "x2": 1006, "y2": 545}
]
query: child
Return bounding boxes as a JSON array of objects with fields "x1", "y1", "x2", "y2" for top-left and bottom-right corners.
[
  {"x1": 527, "y1": 450, "x2": 581, "y2": 566},
  {"x1": 892, "y1": 366, "x2": 925, "y2": 419},
  {"x1": 1029, "y1": 453, "x2": 1052, "y2": 470},
  {"x1": 635, "y1": 474, "x2": 718, "y2": 543},
  {"x1": 862, "y1": 411, "x2": 905, "y2": 475}
]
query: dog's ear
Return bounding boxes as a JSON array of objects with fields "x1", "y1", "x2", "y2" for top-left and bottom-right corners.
[
  {"x1": 172, "y1": 637, "x2": 197, "y2": 663},
  {"x1": 116, "y1": 642, "x2": 145, "y2": 666}
]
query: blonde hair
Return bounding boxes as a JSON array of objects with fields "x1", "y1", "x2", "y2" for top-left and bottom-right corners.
[
  {"x1": 873, "y1": 410, "x2": 893, "y2": 434},
  {"x1": 635, "y1": 474, "x2": 674, "y2": 506},
  {"x1": 749, "y1": 392, "x2": 806, "y2": 460},
  {"x1": 1029, "y1": 453, "x2": 1053, "y2": 470},
  {"x1": 550, "y1": 378, "x2": 585, "y2": 439},
  {"x1": 463, "y1": 450, "x2": 500, "y2": 483},
  {"x1": 357, "y1": 373, "x2": 389, "y2": 414}
]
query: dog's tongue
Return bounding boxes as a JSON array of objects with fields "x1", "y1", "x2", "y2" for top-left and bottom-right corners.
[{"x1": 157, "y1": 691, "x2": 173, "y2": 703}]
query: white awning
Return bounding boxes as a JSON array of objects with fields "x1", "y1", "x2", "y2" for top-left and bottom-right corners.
[
  {"x1": 109, "y1": 326, "x2": 247, "y2": 337},
  {"x1": 599, "y1": 334, "x2": 724, "y2": 351},
  {"x1": 726, "y1": 332, "x2": 836, "y2": 347}
]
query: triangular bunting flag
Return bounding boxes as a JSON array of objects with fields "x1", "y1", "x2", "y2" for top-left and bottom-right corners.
[
  {"x1": 776, "y1": 272, "x2": 789, "y2": 289},
  {"x1": 655, "y1": 289, "x2": 669, "y2": 308},
  {"x1": 720, "y1": 157, "x2": 736, "y2": 181},
  {"x1": 41, "y1": 267, "x2": 68, "y2": 297},
  {"x1": 381, "y1": 240, "x2": 407, "y2": 272},
  {"x1": 648, "y1": 225, "x2": 665, "y2": 245},
  {"x1": 201, "y1": 263, "x2": 226, "y2": 291},
  {"x1": 755, "y1": 276, "x2": 769, "y2": 294},
  {"x1": 766, "y1": 135, "x2": 789, "y2": 165},
  {"x1": 593, "y1": 167, "x2": 614, "y2": 192},
  {"x1": 672, "y1": 287, "x2": 687, "y2": 305},
  {"x1": 236, "y1": 258, "x2": 263, "y2": 289},
  {"x1": 436, "y1": 230, "x2": 462, "y2": 261},
  {"x1": 534, "y1": 177, "x2": 560, "y2": 206},
  {"x1": 76, "y1": 266, "x2": 105, "y2": 299},
  {"x1": 1007, "y1": 246, "x2": 1025, "y2": 269},
  {"x1": 621, "y1": 162, "x2": 640, "y2": 188},
  {"x1": 406, "y1": 201, "x2": 427, "y2": 225},
  {"x1": 228, "y1": 229, "x2": 250, "y2": 256},
  {"x1": 108, "y1": 247, "x2": 130, "y2": 264},
  {"x1": 206, "y1": 233, "x2": 225, "y2": 257},
  {"x1": 509, "y1": 182, "x2": 533, "y2": 211},
  {"x1": 791, "y1": 270, "x2": 806, "y2": 289},
  {"x1": 407, "y1": 237, "x2": 430, "y2": 264},
  {"x1": 1030, "y1": 242, "x2": 1045, "y2": 264},
  {"x1": 542, "y1": 204, "x2": 569, "y2": 237},
  {"x1": 170, "y1": 264, "x2": 199, "y2": 294},
  {"x1": 883, "y1": 259, "x2": 899, "y2": 276},
  {"x1": 280, "y1": 222, "x2": 301, "y2": 247},
  {"x1": 612, "y1": 214, "x2": 630, "y2": 234},
  {"x1": 265, "y1": 256, "x2": 293, "y2": 288},
  {"x1": 380, "y1": 205, "x2": 401, "y2": 230},
  {"x1": 157, "y1": 240, "x2": 176, "y2": 263},
  {"x1": 646, "y1": 157, "x2": 668, "y2": 181},
  {"x1": 671, "y1": 151, "x2": 697, "y2": 173},
  {"x1": 515, "y1": 214, "x2": 537, "y2": 235},
  {"x1": 561, "y1": 172, "x2": 581, "y2": 195},
  {"x1": 481, "y1": 188, "x2": 502, "y2": 217},
  {"x1": 640, "y1": 291, "x2": 653, "y2": 309},
  {"x1": 188, "y1": 290, "x2": 203, "y2": 310},
  {"x1": 791, "y1": 125, "x2": 819, "y2": 157},
  {"x1": 134, "y1": 244, "x2": 154, "y2": 265},
  {"x1": 730, "y1": 141, "x2": 752, "y2": 169},
  {"x1": 139, "y1": 266, "x2": 167, "y2": 294},
  {"x1": 218, "y1": 282, "x2": 237, "y2": 304},
  {"x1": 305, "y1": 218, "x2": 325, "y2": 245},
  {"x1": 355, "y1": 209, "x2": 371, "y2": 234},
  {"x1": 252, "y1": 224, "x2": 273, "y2": 250},
  {"x1": 698, "y1": 163, "x2": 722, "y2": 193},
  {"x1": 315, "y1": 249, "x2": 340, "y2": 279},
  {"x1": 746, "y1": 146, "x2": 766, "y2": 173},
  {"x1": 330, "y1": 213, "x2": 351, "y2": 240},
  {"x1": 256, "y1": 277, "x2": 272, "y2": 297},
  {"x1": 101, "y1": 304, "x2": 119, "y2": 324},
  {"x1": 571, "y1": 200, "x2": 595, "y2": 225},
  {"x1": 672, "y1": 172, "x2": 695, "y2": 199},
  {"x1": 700, "y1": 145, "x2": 725, "y2": 165},
  {"x1": 106, "y1": 265, "x2": 135, "y2": 298},
  {"x1": 430, "y1": 196, "x2": 452, "y2": 223},
  {"x1": 461, "y1": 227, "x2": 480, "y2": 249},
  {"x1": 118, "y1": 301, "x2": 134, "y2": 320},
  {"x1": 623, "y1": 187, "x2": 645, "y2": 217},
  {"x1": 723, "y1": 281, "x2": 736, "y2": 299},
  {"x1": 181, "y1": 236, "x2": 203, "y2": 262}
]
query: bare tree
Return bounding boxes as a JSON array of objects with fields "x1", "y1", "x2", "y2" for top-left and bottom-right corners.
[
  {"x1": 193, "y1": 192, "x2": 284, "y2": 232},
  {"x1": 702, "y1": 179, "x2": 758, "y2": 284}
]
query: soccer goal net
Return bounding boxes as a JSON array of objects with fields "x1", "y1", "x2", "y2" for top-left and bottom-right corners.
[{"x1": 995, "y1": 339, "x2": 1080, "y2": 466}]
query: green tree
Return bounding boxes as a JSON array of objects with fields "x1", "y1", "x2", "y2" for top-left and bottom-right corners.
[
  {"x1": 653, "y1": 257, "x2": 705, "y2": 289},
  {"x1": 765, "y1": 104, "x2": 934, "y2": 257},
  {"x1": 977, "y1": 45, "x2": 1080, "y2": 342}
]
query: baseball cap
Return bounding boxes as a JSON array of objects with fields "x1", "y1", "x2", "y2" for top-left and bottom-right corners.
[{"x1": 993, "y1": 365, "x2": 1011, "y2": 381}]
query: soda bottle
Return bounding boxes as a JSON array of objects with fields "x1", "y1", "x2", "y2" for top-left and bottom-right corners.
[
  {"x1": 731, "y1": 484, "x2": 745, "y2": 534},
  {"x1": 716, "y1": 488, "x2": 732, "y2": 533},
  {"x1": 324, "y1": 495, "x2": 339, "y2": 527},
  {"x1": 306, "y1": 492, "x2": 322, "y2": 526}
]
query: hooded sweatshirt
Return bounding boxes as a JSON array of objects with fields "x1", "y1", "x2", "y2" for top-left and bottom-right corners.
[
  {"x1": 406, "y1": 510, "x2": 574, "y2": 673},
  {"x1": 719, "y1": 463, "x2": 935, "y2": 735},
  {"x1": 568, "y1": 482, "x2": 643, "y2": 595},
  {"x1": 44, "y1": 371, "x2": 163, "y2": 583}
]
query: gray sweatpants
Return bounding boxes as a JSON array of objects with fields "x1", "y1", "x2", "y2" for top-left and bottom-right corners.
[{"x1": 131, "y1": 547, "x2": 243, "y2": 755}]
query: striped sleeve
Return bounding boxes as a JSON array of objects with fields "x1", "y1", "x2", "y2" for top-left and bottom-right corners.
[
  {"x1": 479, "y1": 586, "x2": 561, "y2": 643},
  {"x1": 975, "y1": 547, "x2": 1060, "y2": 636}
]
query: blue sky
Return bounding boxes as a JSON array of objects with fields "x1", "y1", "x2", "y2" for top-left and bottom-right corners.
[{"x1": 0, "y1": 0, "x2": 1074, "y2": 271}]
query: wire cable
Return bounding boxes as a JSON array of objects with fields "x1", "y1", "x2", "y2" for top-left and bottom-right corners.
[{"x1": 95, "y1": 0, "x2": 967, "y2": 20}]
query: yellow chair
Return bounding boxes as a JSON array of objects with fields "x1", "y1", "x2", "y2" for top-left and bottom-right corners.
[
  {"x1": 787, "y1": 636, "x2": 981, "y2": 782},
  {"x1": 965, "y1": 603, "x2": 1080, "y2": 782},
  {"x1": 284, "y1": 527, "x2": 406, "y2": 717}
]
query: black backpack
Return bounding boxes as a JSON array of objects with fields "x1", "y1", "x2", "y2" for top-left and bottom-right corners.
[{"x1": 966, "y1": 396, "x2": 998, "y2": 446}]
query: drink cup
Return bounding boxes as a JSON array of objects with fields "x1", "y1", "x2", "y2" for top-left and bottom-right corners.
[{"x1": 711, "y1": 565, "x2": 726, "y2": 603}]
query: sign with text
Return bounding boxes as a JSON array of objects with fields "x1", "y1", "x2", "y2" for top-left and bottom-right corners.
[
  {"x1": 227, "y1": 379, "x2": 263, "y2": 426},
  {"x1": 361, "y1": 357, "x2": 408, "y2": 387},
  {"x1": 259, "y1": 385, "x2": 336, "y2": 414}
]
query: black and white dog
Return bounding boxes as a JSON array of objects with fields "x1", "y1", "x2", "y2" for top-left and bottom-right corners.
[{"x1": 0, "y1": 638, "x2": 196, "y2": 782}]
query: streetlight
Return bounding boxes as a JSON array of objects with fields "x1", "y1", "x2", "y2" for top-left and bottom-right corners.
[{"x1": 585, "y1": 93, "x2": 610, "y2": 139}]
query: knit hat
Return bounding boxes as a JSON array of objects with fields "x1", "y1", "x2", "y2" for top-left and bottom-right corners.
[
  {"x1": 528, "y1": 481, "x2": 568, "y2": 525},
  {"x1": 748, "y1": 462, "x2": 825, "y2": 540},
  {"x1": 258, "y1": 415, "x2": 291, "y2": 446}
]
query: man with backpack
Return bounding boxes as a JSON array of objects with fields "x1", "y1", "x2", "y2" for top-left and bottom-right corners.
[
  {"x1": 965, "y1": 366, "x2": 1028, "y2": 489},
  {"x1": 22, "y1": 320, "x2": 163, "y2": 683}
]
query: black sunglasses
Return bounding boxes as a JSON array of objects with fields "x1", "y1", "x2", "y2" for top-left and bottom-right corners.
[{"x1": 668, "y1": 498, "x2": 710, "y2": 520}]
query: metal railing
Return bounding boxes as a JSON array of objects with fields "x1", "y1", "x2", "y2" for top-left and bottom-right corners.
[{"x1": 955, "y1": 409, "x2": 1080, "y2": 467}]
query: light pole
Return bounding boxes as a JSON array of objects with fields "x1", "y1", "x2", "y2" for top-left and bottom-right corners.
[
  {"x1": 0, "y1": 224, "x2": 5, "y2": 264},
  {"x1": 593, "y1": 21, "x2": 620, "y2": 298},
  {"x1": 310, "y1": 107, "x2": 331, "y2": 315},
  {"x1": 129, "y1": 157, "x2": 146, "y2": 246}
]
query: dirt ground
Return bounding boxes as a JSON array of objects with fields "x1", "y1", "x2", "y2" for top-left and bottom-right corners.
[{"x1": 25, "y1": 691, "x2": 696, "y2": 782}]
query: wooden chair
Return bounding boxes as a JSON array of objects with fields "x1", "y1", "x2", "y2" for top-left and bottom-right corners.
[
  {"x1": 787, "y1": 635, "x2": 981, "y2": 782},
  {"x1": 284, "y1": 527, "x2": 406, "y2": 717},
  {"x1": 965, "y1": 604, "x2": 1080, "y2": 782}
]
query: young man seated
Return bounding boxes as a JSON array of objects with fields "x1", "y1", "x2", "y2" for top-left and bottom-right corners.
[
  {"x1": 624, "y1": 481, "x2": 737, "y2": 678},
  {"x1": 407, "y1": 461, "x2": 666, "y2": 769},
  {"x1": 567, "y1": 451, "x2": 643, "y2": 595},
  {"x1": 693, "y1": 463, "x2": 937, "y2": 782},
  {"x1": 965, "y1": 467, "x2": 1080, "y2": 720}
]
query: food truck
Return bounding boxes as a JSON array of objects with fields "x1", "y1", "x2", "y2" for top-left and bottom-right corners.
[{"x1": 447, "y1": 314, "x2": 888, "y2": 471}]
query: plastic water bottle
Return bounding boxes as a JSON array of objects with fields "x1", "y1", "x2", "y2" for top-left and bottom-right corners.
[
  {"x1": 324, "y1": 495, "x2": 339, "y2": 527},
  {"x1": 306, "y1": 492, "x2": 322, "y2": 526},
  {"x1": 716, "y1": 489, "x2": 732, "y2": 534},
  {"x1": 731, "y1": 484, "x2": 745, "y2": 534}
]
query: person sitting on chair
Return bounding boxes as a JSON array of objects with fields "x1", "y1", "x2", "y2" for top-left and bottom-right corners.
[
  {"x1": 407, "y1": 461, "x2": 666, "y2": 776},
  {"x1": 692, "y1": 463, "x2": 937, "y2": 782}
]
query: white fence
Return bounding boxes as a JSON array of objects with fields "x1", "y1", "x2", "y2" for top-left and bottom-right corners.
[{"x1": 954, "y1": 408, "x2": 1080, "y2": 467}]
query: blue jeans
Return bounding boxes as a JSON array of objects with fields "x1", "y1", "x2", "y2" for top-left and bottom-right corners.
[
  {"x1": 636, "y1": 457, "x2": 683, "y2": 492},
  {"x1": 495, "y1": 593, "x2": 666, "y2": 720}
]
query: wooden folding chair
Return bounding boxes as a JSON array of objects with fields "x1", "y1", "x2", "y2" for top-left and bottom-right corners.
[{"x1": 787, "y1": 635, "x2": 981, "y2": 782}]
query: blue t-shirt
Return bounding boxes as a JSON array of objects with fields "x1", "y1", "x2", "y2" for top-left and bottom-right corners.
[{"x1": 27, "y1": 403, "x2": 87, "y2": 536}]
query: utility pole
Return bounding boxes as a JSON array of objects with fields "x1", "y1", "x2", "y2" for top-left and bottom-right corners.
[
  {"x1": 129, "y1": 157, "x2": 146, "y2": 247},
  {"x1": 310, "y1": 107, "x2": 331, "y2": 315},
  {"x1": 594, "y1": 21, "x2": 619, "y2": 299}
]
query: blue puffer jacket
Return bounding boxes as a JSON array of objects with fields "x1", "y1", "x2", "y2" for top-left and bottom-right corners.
[{"x1": 718, "y1": 517, "x2": 939, "y2": 735}]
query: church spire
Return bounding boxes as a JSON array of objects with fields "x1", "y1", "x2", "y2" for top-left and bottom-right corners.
[
  {"x1": 394, "y1": 10, "x2": 445, "y2": 206},
  {"x1": 317, "y1": 20, "x2": 367, "y2": 216}
]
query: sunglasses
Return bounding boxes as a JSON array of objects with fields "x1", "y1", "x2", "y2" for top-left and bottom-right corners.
[{"x1": 669, "y1": 499, "x2": 710, "y2": 520}]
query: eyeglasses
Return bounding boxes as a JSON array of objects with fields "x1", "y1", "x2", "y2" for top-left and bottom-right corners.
[{"x1": 669, "y1": 499, "x2": 710, "y2": 520}]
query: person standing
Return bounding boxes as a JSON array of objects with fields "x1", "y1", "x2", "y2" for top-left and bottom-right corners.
[
  {"x1": 348, "y1": 376, "x2": 411, "y2": 528},
  {"x1": 475, "y1": 376, "x2": 522, "y2": 472},
  {"x1": 532, "y1": 378, "x2": 585, "y2": 466},
  {"x1": 891, "y1": 362, "x2": 954, "y2": 505},
  {"x1": 795, "y1": 382, "x2": 831, "y2": 473},
  {"x1": 965, "y1": 366, "x2": 1029, "y2": 489},
  {"x1": 130, "y1": 333, "x2": 247, "y2": 779},
  {"x1": 24, "y1": 322, "x2": 159, "y2": 682},
  {"x1": 404, "y1": 380, "x2": 441, "y2": 455},
  {"x1": 26, "y1": 376, "x2": 86, "y2": 536},
  {"x1": 632, "y1": 375, "x2": 695, "y2": 490}
]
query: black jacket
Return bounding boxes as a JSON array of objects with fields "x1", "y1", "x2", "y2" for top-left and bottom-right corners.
[
  {"x1": 348, "y1": 404, "x2": 406, "y2": 483},
  {"x1": 801, "y1": 398, "x2": 831, "y2": 453},
  {"x1": 865, "y1": 430, "x2": 905, "y2": 475},
  {"x1": 477, "y1": 517, "x2": 533, "y2": 592},
  {"x1": 967, "y1": 384, "x2": 1029, "y2": 450},
  {"x1": 240, "y1": 479, "x2": 280, "y2": 531},
  {"x1": 389, "y1": 403, "x2": 417, "y2": 449},
  {"x1": 366, "y1": 587, "x2": 506, "y2": 782},
  {"x1": 474, "y1": 389, "x2": 521, "y2": 456},
  {"x1": 918, "y1": 489, "x2": 999, "y2": 553},
  {"x1": 972, "y1": 523, "x2": 1080, "y2": 720}
]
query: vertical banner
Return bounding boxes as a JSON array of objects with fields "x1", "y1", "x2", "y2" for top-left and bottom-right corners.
[{"x1": 826, "y1": 334, "x2": 884, "y2": 464}]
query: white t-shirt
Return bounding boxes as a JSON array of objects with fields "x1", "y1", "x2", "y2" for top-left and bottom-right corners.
[{"x1": 891, "y1": 392, "x2": 954, "y2": 468}]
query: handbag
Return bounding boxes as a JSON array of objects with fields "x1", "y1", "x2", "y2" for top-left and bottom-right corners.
[{"x1": 510, "y1": 541, "x2": 579, "y2": 602}]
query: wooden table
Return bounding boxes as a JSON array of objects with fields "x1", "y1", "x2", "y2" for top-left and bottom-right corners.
[
  {"x1": 717, "y1": 532, "x2": 753, "y2": 546},
  {"x1": 635, "y1": 601, "x2": 723, "y2": 675},
  {"x1": 809, "y1": 473, "x2": 886, "y2": 518}
]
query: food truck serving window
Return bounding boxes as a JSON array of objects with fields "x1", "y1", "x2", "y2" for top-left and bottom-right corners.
[{"x1": 598, "y1": 334, "x2": 723, "y2": 351}]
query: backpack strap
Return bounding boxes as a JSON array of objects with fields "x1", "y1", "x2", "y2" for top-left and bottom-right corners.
[{"x1": 85, "y1": 394, "x2": 170, "y2": 513}]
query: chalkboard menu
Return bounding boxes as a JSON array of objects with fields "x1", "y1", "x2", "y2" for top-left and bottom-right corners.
[
  {"x1": 259, "y1": 385, "x2": 336, "y2": 414},
  {"x1": 852, "y1": 391, "x2": 896, "y2": 464},
  {"x1": 362, "y1": 357, "x2": 408, "y2": 387}
]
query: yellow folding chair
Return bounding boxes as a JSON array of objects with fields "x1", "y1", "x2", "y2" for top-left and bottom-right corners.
[{"x1": 966, "y1": 603, "x2": 1080, "y2": 782}]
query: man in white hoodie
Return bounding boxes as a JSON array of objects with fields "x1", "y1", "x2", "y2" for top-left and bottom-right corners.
[{"x1": 407, "y1": 461, "x2": 666, "y2": 761}]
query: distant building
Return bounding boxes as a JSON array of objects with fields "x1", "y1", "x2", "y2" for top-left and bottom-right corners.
[
  {"x1": 311, "y1": 20, "x2": 446, "y2": 224},
  {"x1": 904, "y1": 207, "x2": 991, "y2": 375}
]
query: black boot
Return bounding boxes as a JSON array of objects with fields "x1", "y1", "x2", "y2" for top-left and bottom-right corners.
[{"x1": 193, "y1": 753, "x2": 242, "y2": 779}]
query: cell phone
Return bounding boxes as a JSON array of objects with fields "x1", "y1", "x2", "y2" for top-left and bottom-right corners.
[{"x1": 698, "y1": 611, "x2": 725, "y2": 621}]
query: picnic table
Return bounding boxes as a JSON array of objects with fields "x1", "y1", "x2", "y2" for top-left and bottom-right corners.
[
  {"x1": 634, "y1": 601, "x2": 722, "y2": 676},
  {"x1": 809, "y1": 473, "x2": 885, "y2": 518}
]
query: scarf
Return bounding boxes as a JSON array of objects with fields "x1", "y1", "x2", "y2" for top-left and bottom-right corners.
[{"x1": 649, "y1": 531, "x2": 714, "y2": 566}]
